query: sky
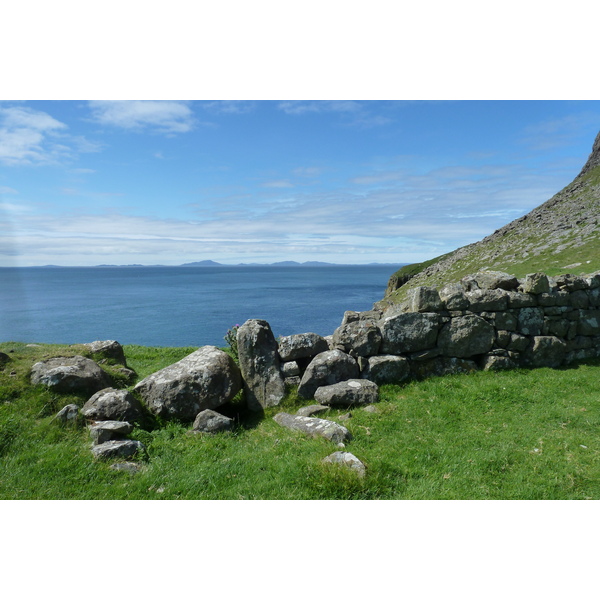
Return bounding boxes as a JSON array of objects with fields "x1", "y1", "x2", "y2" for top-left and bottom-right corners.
[{"x1": 1, "y1": 99, "x2": 599, "y2": 267}]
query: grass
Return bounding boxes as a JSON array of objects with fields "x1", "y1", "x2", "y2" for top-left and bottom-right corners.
[{"x1": 1, "y1": 341, "x2": 600, "y2": 499}]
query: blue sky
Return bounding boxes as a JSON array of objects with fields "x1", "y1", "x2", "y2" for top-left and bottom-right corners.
[{"x1": 1, "y1": 100, "x2": 599, "y2": 266}]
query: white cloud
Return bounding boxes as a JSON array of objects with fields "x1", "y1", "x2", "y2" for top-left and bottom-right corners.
[
  {"x1": 88, "y1": 100, "x2": 196, "y2": 133},
  {"x1": 0, "y1": 106, "x2": 68, "y2": 165},
  {"x1": 0, "y1": 186, "x2": 18, "y2": 194},
  {"x1": 202, "y1": 101, "x2": 256, "y2": 114},
  {"x1": 0, "y1": 106, "x2": 100, "y2": 166}
]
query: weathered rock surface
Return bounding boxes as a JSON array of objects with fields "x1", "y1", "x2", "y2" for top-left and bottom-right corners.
[
  {"x1": 30, "y1": 356, "x2": 112, "y2": 394},
  {"x1": 278, "y1": 332, "x2": 329, "y2": 362},
  {"x1": 54, "y1": 404, "x2": 81, "y2": 425},
  {"x1": 88, "y1": 420, "x2": 134, "y2": 445},
  {"x1": 438, "y1": 315, "x2": 495, "y2": 357},
  {"x1": 360, "y1": 354, "x2": 410, "y2": 385},
  {"x1": 314, "y1": 379, "x2": 379, "y2": 407},
  {"x1": 322, "y1": 451, "x2": 366, "y2": 477},
  {"x1": 237, "y1": 319, "x2": 285, "y2": 411},
  {"x1": 191, "y1": 409, "x2": 234, "y2": 434},
  {"x1": 82, "y1": 388, "x2": 143, "y2": 422},
  {"x1": 525, "y1": 335, "x2": 567, "y2": 368},
  {"x1": 134, "y1": 346, "x2": 241, "y2": 421},
  {"x1": 80, "y1": 340, "x2": 127, "y2": 365},
  {"x1": 380, "y1": 312, "x2": 441, "y2": 354},
  {"x1": 296, "y1": 404, "x2": 330, "y2": 417},
  {"x1": 91, "y1": 440, "x2": 147, "y2": 461},
  {"x1": 273, "y1": 412, "x2": 352, "y2": 444},
  {"x1": 332, "y1": 320, "x2": 382, "y2": 357},
  {"x1": 297, "y1": 350, "x2": 359, "y2": 399}
]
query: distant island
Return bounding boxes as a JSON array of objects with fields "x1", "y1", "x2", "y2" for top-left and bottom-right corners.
[{"x1": 26, "y1": 261, "x2": 406, "y2": 268}]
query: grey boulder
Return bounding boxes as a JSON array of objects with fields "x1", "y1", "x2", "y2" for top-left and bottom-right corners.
[
  {"x1": 314, "y1": 379, "x2": 379, "y2": 407},
  {"x1": 91, "y1": 440, "x2": 147, "y2": 461},
  {"x1": 297, "y1": 350, "x2": 359, "y2": 399},
  {"x1": 191, "y1": 409, "x2": 234, "y2": 434},
  {"x1": 30, "y1": 356, "x2": 112, "y2": 395},
  {"x1": 89, "y1": 420, "x2": 134, "y2": 444},
  {"x1": 273, "y1": 412, "x2": 352, "y2": 444},
  {"x1": 82, "y1": 388, "x2": 143, "y2": 422},
  {"x1": 134, "y1": 346, "x2": 241, "y2": 421},
  {"x1": 278, "y1": 332, "x2": 329, "y2": 362},
  {"x1": 237, "y1": 319, "x2": 286, "y2": 411},
  {"x1": 322, "y1": 451, "x2": 366, "y2": 477},
  {"x1": 438, "y1": 315, "x2": 495, "y2": 357},
  {"x1": 360, "y1": 354, "x2": 410, "y2": 385}
]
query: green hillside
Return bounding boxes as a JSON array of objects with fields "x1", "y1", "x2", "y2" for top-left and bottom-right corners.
[{"x1": 382, "y1": 131, "x2": 600, "y2": 305}]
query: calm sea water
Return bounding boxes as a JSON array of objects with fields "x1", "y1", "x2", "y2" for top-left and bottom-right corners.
[{"x1": 0, "y1": 265, "x2": 400, "y2": 347}]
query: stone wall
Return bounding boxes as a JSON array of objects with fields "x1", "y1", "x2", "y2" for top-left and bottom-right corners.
[{"x1": 274, "y1": 270, "x2": 600, "y2": 395}]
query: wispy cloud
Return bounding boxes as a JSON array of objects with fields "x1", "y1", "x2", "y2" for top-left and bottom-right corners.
[
  {"x1": 201, "y1": 101, "x2": 257, "y2": 114},
  {"x1": 0, "y1": 106, "x2": 101, "y2": 166},
  {"x1": 88, "y1": 101, "x2": 196, "y2": 134},
  {"x1": 0, "y1": 186, "x2": 18, "y2": 194},
  {"x1": 262, "y1": 179, "x2": 294, "y2": 188},
  {"x1": 520, "y1": 111, "x2": 600, "y2": 151},
  {"x1": 277, "y1": 101, "x2": 392, "y2": 128},
  {"x1": 0, "y1": 106, "x2": 67, "y2": 165}
]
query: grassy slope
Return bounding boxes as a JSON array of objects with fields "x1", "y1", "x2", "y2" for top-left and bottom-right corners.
[
  {"x1": 382, "y1": 163, "x2": 600, "y2": 305},
  {"x1": 1, "y1": 342, "x2": 599, "y2": 499}
]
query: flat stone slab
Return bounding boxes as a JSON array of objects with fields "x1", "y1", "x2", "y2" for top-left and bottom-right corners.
[
  {"x1": 273, "y1": 412, "x2": 352, "y2": 444},
  {"x1": 322, "y1": 451, "x2": 366, "y2": 477},
  {"x1": 91, "y1": 440, "x2": 147, "y2": 461},
  {"x1": 314, "y1": 379, "x2": 379, "y2": 407}
]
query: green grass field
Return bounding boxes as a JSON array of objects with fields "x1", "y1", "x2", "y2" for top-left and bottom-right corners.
[{"x1": 1, "y1": 342, "x2": 599, "y2": 499}]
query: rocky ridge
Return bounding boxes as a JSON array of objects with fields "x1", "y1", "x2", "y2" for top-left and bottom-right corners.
[{"x1": 381, "y1": 130, "x2": 600, "y2": 306}]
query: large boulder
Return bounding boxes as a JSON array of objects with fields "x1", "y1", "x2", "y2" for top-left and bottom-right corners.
[
  {"x1": 30, "y1": 356, "x2": 112, "y2": 395},
  {"x1": 438, "y1": 315, "x2": 495, "y2": 357},
  {"x1": 525, "y1": 336, "x2": 567, "y2": 368},
  {"x1": 278, "y1": 332, "x2": 329, "y2": 362},
  {"x1": 273, "y1": 412, "x2": 352, "y2": 444},
  {"x1": 134, "y1": 346, "x2": 241, "y2": 421},
  {"x1": 380, "y1": 312, "x2": 441, "y2": 355},
  {"x1": 314, "y1": 379, "x2": 379, "y2": 407},
  {"x1": 297, "y1": 350, "x2": 359, "y2": 399},
  {"x1": 82, "y1": 388, "x2": 143, "y2": 422},
  {"x1": 360, "y1": 355, "x2": 410, "y2": 385},
  {"x1": 332, "y1": 320, "x2": 382, "y2": 357},
  {"x1": 237, "y1": 319, "x2": 286, "y2": 411}
]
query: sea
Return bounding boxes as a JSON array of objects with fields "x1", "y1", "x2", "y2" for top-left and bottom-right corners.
[{"x1": 0, "y1": 265, "x2": 401, "y2": 348}]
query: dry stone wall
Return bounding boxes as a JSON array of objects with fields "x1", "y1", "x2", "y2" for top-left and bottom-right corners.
[{"x1": 275, "y1": 270, "x2": 600, "y2": 393}]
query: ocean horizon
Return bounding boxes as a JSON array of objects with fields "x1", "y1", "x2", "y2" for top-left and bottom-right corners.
[{"x1": 0, "y1": 264, "x2": 402, "y2": 348}]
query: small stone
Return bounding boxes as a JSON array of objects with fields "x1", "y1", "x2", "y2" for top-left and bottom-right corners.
[
  {"x1": 88, "y1": 420, "x2": 134, "y2": 444},
  {"x1": 296, "y1": 404, "x2": 330, "y2": 417},
  {"x1": 273, "y1": 412, "x2": 352, "y2": 444},
  {"x1": 54, "y1": 404, "x2": 81, "y2": 425},
  {"x1": 109, "y1": 462, "x2": 144, "y2": 474},
  {"x1": 91, "y1": 439, "x2": 147, "y2": 461},
  {"x1": 322, "y1": 451, "x2": 366, "y2": 477},
  {"x1": 191, "y1": 409, "x2": 233, "y2": 434}
]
